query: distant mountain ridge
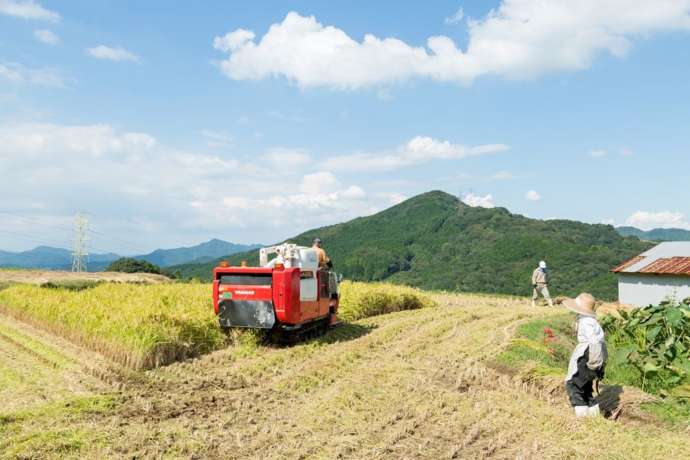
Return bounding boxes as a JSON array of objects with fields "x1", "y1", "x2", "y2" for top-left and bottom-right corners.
[
  {"x1": 0, "y1": 246, "x2": 119, "y2": 271},
  {"x1": 0, "y1": 239, "x2": 260, "y2": 271},
  {"x1": 174, "y1": 191, "x2": 652, "y2": 300},
  {"x1": 133, "y1": 239, "x2": 261, "y2": 267},
  {"x1": 616, "y1": 226, "x2": 690, "y2": 241}
]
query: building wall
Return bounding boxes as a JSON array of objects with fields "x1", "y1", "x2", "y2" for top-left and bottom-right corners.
[{"x1": 618, "y1": 274, "x2": 690, "y2": 307}]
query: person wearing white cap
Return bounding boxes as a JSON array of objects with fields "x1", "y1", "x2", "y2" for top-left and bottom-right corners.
[
  {"x1": 563, "y1": 293, "x2": 608, "y2": 418},
  {"x1": 531, "y1": 260, "x2": 553, "y2": 307}
]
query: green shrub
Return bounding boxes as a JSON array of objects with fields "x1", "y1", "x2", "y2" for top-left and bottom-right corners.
[
  {"x1": 601, "y1": 301, "x2": 690, "y2": 394},
  {"x1": 106, "y1": 257, "x2": 161, "y2": 274}
]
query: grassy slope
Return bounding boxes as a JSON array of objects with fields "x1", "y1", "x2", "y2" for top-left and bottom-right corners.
[
  {"x1": 2, "y1": 293, "x2": 689, "y2": 459},
  {"x1": 496, "y1": 314, "x2": 689, "y2": 425},
  {"x1": 175, "y1": 191, "x2": 651, "y2": 300}
]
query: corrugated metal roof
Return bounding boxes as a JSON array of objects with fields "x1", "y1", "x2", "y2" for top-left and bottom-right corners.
[
  {"x1": 612, "y1": 256, "x2": 645, "y2": 273},
  {"x1": 638, "y1": 257, "x2": 690, "y2": 275},
  {"x1": 613, "y1": 242, "x2": 690, "y2": 277}
]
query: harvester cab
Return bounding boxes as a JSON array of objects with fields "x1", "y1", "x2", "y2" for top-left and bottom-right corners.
[{"x1": 212, "y1": 243, "x2": 340, "y2": 340}]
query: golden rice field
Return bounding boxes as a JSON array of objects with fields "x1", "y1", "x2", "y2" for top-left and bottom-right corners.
[
  {"x1": 338, "y1": 280, "x2": 436, "y2": 321},
  {"x1": 0, "y1": 283, "x2": 222, "y2": 369},
  {"x1": 0, "y1": 280, "x2": 434, "y2": 369}
]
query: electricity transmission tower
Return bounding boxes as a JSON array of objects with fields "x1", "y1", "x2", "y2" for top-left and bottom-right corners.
[{"x1": 71, "y1": 213, "x2": 89, "y2": 272}]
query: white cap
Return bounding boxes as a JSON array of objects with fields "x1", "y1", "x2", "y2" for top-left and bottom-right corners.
[{"x1": 539, "y1": 260, "x2": 547, "y2": 268}]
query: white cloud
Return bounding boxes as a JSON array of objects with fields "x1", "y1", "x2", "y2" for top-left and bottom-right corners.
[
  {"x1": 201, "y1": 130, "x2": 233, "y2": 148},
  {"x1": 590, "y1": 149, "x2": 608, "y2": 158},
  {"x1": 323, "y1": 136, "x2": 508, "y2": 172},
  {"x1": 445, "y1": 7, "x2": 465, "y2": 25},
  {"x1": 261, "y1": 148, "x2": 311, "y2": 168},
  {"x1": 619, "y1": 147, "x2": 634, "y2": 156},
  {"x1": 0, "y1": 121, "x2": 385, "y2": 252},
  {"x1": 386, "y1": 193, "x2": 407, "y2": 205},
  {"x1": 0, "y1": 0, "x2": 59, "y2": 22},
  {"x1": 525, "y1": 190, "x2": 541, "y2": 201},
  {"x1": 213, "y1": 4, "x2": 690, "y2": 89},
  {"x1": 462, "y1": 192, "x2": 495, "y2": 208},
  {"x1": 299, "y1": 171, "x2": 338, "y2": 194},
  {"x1": 0, "y1": 123, "x2": 156, "y2": 156},
  {"x1": 0, "y1": 62, "x2": 64, "y2": 87},
  {"x1": 34, "y1": 29, "x2": 59, "y2": 45},
  {"x1": 626, "y1": 211, "x2": 690, "y2": 230},
  {"x1": 87, "y1": 45, "x2": 140, "y2": 63}
]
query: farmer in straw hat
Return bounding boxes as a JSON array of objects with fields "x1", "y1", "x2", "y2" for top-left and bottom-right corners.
[
  {"x1": 531, "y1": 260, "x2": 553, "y2": 307},
  {"x1": 563, "y1": 293, "x2": 608, "y2": 418}
]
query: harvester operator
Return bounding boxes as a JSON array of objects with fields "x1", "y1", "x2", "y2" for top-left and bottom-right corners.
[
  {"x1": 312, "y1": 238, "x2": 331, "y2": 268},
  {"x1": 531, "y1": 260, "x2": 553, "y2": 307}
]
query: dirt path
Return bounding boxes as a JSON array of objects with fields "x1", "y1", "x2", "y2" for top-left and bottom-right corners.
[
  {"x1": 0, "y1": 269, "x2": 170, "y2": 285},
  {"x1": 2, "y1": 294, "x2": 689, "y2": 459}
]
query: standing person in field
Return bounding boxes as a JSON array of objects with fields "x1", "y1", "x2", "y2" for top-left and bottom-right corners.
[
  {"x1": 531, "y1": 260, "x2": 553, "y2": 307},
  {"x1": 312, "y1": 238, "x2": 330, "y2": 268},
  {"x1": 563, "y1": 293, "x2": 607, "y2": 418}
]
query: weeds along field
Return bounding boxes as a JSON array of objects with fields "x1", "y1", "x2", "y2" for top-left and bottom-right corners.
[{"x1": 0, "y1": 280, "x2": 433, "y2": 369}]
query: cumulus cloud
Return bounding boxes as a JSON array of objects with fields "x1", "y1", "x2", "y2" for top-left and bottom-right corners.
[
  {"x1": 0, "y1": 123, "x2": 156, "y2": 156},
  {"x1": 34, "y1": 29, "x2": 60, "y2": 45},
  {"x1": 0, "y1": 62, "x2": 64, "y2": 87},
  {"x1": 462, "y1": 192, "x2": 495, "y2": 208},
  {"x1": 87, "y1": 45, "x2": 140, "y2": 62},
  {"x1": 525, "y1": 190, "x2": 541, "y2": 201},
  {"x1": 0, "y1": 0, "x2": 59, "y2": 22},
  {"x1": 213, "y1": 4, "x2": 690, "y2": 88},
  {"x1": 323, "y1": 136, "x2": 508, "y2": 172},
  {"x1": 445, "y1": 7, "x2": 465, "y2": 25},
  {"x1": 0, "y1": 121, "x2": 383, "y2": 252},
  {"x1": 626, "y1": 211, "x2": 690, "y2": 230}
]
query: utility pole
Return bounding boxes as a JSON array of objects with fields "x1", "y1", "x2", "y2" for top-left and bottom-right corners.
[{"x1": 71, "y1": 213, "x2": 89, "y2": 272}]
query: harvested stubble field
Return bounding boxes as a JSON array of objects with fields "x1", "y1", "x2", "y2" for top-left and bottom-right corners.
[
  {"x1": 1, "y1": 288, "x2": 689, "y2": 459},
  {"x1": 0, "y1": 269, "x2": 170, "y2": 286}
]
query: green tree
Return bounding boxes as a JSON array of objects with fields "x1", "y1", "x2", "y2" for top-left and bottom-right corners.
[{"x1": 106, "y1": 257, "x2": 162, "y2": 274}]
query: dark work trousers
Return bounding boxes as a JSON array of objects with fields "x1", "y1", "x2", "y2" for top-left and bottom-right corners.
[{"x1": 565, "y1": 349, "x2": 599, "y2": 407}]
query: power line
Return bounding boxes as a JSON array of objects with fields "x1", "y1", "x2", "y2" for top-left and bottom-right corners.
[{"x1": 0, "y1": 210, "x2": 148, "y2": 254}]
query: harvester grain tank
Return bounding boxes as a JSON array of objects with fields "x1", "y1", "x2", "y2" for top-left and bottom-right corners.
[{"x1": 212, "y1": 243, "x2": 339, "y2": 340}]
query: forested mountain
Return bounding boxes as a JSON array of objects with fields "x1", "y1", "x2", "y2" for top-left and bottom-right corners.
[
  {"x1": 616, "y1": 226, "x2": 690, "y2": 242},
  {"x1": 135, "y1": 239, "x2": 260, "y2": 267},
  {"x1": 174, "y1": 191, "x2": 652, "y2": 300},
  {"x1": 0, "y1": 239, "x2": 259, "y2": 271}
]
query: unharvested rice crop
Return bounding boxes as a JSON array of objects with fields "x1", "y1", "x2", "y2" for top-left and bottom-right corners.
[
  {"x1": 0, "y1": 280, "x2": 435, "y2": 369},
  {"x1": 0, "y1": 283, "x2": 223, "y2": 369},
  {"x1": 338, "y1": 280, "x2": 437, "y2": 321}
]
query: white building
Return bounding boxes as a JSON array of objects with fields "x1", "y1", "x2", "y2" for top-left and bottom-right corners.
[{"x1": 612, "y1": 242, "x2": 690, "y2": 307}]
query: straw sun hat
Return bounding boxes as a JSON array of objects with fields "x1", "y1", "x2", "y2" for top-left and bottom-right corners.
[{"x1": 562, "y1": 293, "x2": 597, "y2": 316}]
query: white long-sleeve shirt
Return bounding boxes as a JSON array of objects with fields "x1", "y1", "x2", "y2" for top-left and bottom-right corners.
[{"x1": 565, "y1": 315, "x2": 607, "y2": 382}]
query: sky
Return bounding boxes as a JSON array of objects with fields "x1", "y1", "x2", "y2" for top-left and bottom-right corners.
[{"x1": 1, "y1": 0, "x2": 690, "y2": 254}]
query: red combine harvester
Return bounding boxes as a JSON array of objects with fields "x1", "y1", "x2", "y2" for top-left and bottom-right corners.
[{"x1": 212, "y1": 243, "x2": 340, "y2": 341}]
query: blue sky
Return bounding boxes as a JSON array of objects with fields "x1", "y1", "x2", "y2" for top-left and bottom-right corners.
[{"x1": 1, "y1": 0, "x2": 690, "y2": 254}]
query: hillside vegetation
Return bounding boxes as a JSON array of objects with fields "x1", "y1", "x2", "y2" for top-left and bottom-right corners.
[{"x1": 176, "y1": 191, "x2": 651, "y2": 300}]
